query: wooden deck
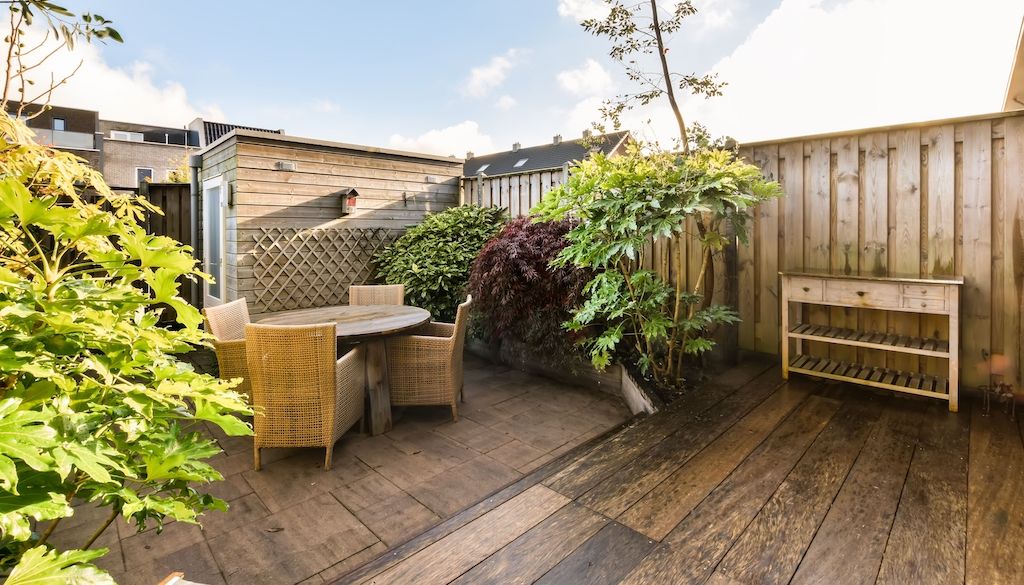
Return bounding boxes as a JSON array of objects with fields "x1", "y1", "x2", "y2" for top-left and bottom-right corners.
[{"x1": 336, "y1": 359, "x2": 1024, "y2": 585}]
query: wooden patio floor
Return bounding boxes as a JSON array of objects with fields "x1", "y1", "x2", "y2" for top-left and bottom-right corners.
[{"x1": 337, "y1": 358, "x2": 1024, "y2": 585}]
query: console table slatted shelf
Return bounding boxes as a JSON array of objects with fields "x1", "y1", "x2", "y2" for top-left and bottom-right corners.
[{"x1": 780, "y1": 271, "x2": 962, "y2": 411}]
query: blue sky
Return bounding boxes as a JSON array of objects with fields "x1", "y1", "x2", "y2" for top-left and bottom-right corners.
[{"x1": 47, "y1": 1, "x2": 1024, "y2": 156}]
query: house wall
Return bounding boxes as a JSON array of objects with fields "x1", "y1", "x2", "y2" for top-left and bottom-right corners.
[
  {"x1": 199, "y1": 132, "x2": 462, "y2": 315},
  {"x1": 102, "y1": 138, "x2": 191, "y2": 190},
  {"x1": 735, "y1": 110, "x2": 1024, "y2": 390}
]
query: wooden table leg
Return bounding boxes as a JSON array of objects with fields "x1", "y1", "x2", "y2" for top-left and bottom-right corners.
[{"x1": 365, "y1": 339, "x2": 392, "y2": 435}]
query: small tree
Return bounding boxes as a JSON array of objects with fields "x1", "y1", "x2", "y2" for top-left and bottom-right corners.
[
  {"x1": 582, "y1": 0, "x2": 732, "y2": 314},
  {"x1": 535, "y1": 146, "x2": 781, "y2": 384}
]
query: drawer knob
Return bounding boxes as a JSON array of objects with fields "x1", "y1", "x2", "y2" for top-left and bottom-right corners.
[
  {"x1": 920, "y1": 289, "x2": 927, "y2": 295},
  {"x1": 802, "y1": 287, "x2": 810, "y2": 292},
  {"x1": 856, "y1": 291, "x2": 866, "y2": 297},
  {"x1": 921, "y1": 301, "x2": 927, "y2": 308}
]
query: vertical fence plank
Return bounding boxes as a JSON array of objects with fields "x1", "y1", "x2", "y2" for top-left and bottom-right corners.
[
  {"x1": 529, "y1": 173, "x2": 542, "y2": 212},
  {"x1": 831, "y1": 136, "x2": 859, "y2": 362},
  {"x1": 805, "y1": 140, "x2": 831, "y2": 357},
  {"x1": 778, "y1": 142, "x2": 804, "y2": 363},
  {"x1": 737, "y1": 148, "x2": 756, "y2": 350},
  {"x1": 992, "y1": 136, "x2": 1007, "y2": 385},
  {"x1": 1003, "y1": 117, "x2": 1024, "y2": 387},
  {"x1": 961, "y1": 121, "x2": 993, "y2": 388},
  {"x1": 754, "y1": 145, "x2": 780, "y2": 354},
  {"x1": 923, "y1": 126, "x2": 957, "y2": 376},
  {"x1": 510, "y1": 175, "x2": 521, "y2": 217},
  {"x1": 890, "y1": 130, "x2": 922, "y2": 372}
]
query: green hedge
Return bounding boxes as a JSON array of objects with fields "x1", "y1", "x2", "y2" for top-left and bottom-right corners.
[{"x1": 374, "y1": 205, "x2": 507, "y2": 321}]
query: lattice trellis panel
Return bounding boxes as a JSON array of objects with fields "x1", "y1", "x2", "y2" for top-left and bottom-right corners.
[{"x1": 250, "y1": 227, "x2": 402, "y2": 314}]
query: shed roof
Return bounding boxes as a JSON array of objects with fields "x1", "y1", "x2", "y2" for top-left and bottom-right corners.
[
  {"x1": 202, "y1": 128, "x2": 463, "y2": 165},
  {"x1": 464, "y1": 131, "x2": 630, "y2": 177}
]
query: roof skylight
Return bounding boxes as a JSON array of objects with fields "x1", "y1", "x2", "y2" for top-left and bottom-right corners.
[
  {"x1": 475, "y1": 164, "x2": 490, "y2": 174},
  {"x1": 513, "y1": 158, "x2": 528, "y2": 168}
]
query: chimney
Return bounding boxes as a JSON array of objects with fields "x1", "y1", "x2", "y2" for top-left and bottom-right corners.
[
  {"x1": 466, "y1": 151, "x2": 474, "y2": 159},
  {"x1": 553, "y1": 134, "x2": 562, "y2": 145},
  {"x1": 512, "y1": 142, "x2": 521, "y2": 152},
  {"x1": 582, "y1": 129, "x2": 592, "y2": 140}
]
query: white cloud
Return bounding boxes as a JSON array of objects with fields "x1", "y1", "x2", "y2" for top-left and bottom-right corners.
[
  {"x1": 561, "y1": 96, "x2": 606, "y2": 137},
  {"x1": 600, "y1": 0, "x2": 1023, "y2": 146},
  {"x1": 494, "y1": 95, "x2": 517, "y2": 110},
  {"x1": 462, "y1": 49, "x2": 522, "y2": 98},
  {"x1": 693, "y1": 0, "x2": 736, "y2": 33},
  {"x1": 313, "y1": 99, "x2": 340, "y2": 114},
  {"x1": 389, "y1": 120, "x2": 494, "y2": 157},
  {"x1": 557, "y1": 0, "x2": 610, "y2": 21},
  {"x1": 557, "y1": 59, "x2": 615, "y2": 96},
  {"x1": 11, "y1": 30, "x2": 223, "y2": 126}
]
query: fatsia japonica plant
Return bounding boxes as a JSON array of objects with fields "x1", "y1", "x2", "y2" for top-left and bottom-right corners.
[
  {"x1": 0, "y1": 115, "x2": 252, "y2": 583},
  {"x1": 533, "y1": 144, "x2": 782, "y2": 386}
]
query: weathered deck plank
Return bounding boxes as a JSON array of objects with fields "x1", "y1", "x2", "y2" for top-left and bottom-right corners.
[
  {"x1": 876, "y1": 404, "x2": 969, "y2": 585},
  {"x1": 543, "y1": 360, "x2": 772, "y2": 499},
  {"x1": 618, "y1": 379, "x2": 810, "y2": 539},
  {"x1": 351, "y1": 485, "x2": 567, "y2": 584},
  {"x1": 449, "y1": 503, "x2": 607, "y2": 585},
  {"x1": 533, "y1": 522, "x2": 655, "y2": 585},
  {"x1": 577, "y1": 367, "x2": 786, "y2": 517},
  {"x1": 618, "y1": 395, "x2": 842, "y2": 584},
  {"x1": 709, "y1": 394, "x2": 881, "y2": 583},
  {"x1": 790, "y1": 403, "x2": 921, "y2": 585},
  {"x1": 965, "y1": 407, "x2": 1024, "y2": 584}
]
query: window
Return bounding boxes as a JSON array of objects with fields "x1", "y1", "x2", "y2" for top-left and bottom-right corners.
[
  {"x1": 202, "y1": 177, "x2": 226, "y2": 304},
  {"x1": 475, "y1": 164, "x2": 490, "y2": 174},
  {"x1": 135, "y1": 167, "x2": 153, "y2": 187},
  {"x1": 111, "y1": 130, "x2": 144, "y2": 142},
  {"x1": 513, "y1": 158, "x2": 528, "y2": 168},
  {"x1": 52, "y1": 117, "x2": 66, "y2": 132}
]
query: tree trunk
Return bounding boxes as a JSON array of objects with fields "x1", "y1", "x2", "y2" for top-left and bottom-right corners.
[{"x1": 650, "y1": 0, "x2": 689, "y2": 153}]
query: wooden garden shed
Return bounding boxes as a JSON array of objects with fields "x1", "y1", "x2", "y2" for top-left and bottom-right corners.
[{"x1": 197, "y1": 130, "x2": 462, "y2": 316}]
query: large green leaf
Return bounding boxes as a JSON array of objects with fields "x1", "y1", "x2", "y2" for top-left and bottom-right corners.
[{"x1": 4, "y1": 546, "x2": 113, "y2": 585}]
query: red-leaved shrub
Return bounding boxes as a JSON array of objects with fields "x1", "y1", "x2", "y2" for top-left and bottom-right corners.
[{"x1": 468, "y1": 217, "x2": 591, "y2": 364}]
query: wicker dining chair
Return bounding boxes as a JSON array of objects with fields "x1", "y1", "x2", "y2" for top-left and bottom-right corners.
[
  {"x1": 202, "y1": 297, "x2": 252, "y2": 399},
  {"x1": 349, "y1": 284, "x2": 405, "y2": 306},
  {"x1": 386, "y1": 295, "x2": 472, "y2": 421},
  {"x1": 245, "y1": 323, "x2": 365, "y2": 471}
]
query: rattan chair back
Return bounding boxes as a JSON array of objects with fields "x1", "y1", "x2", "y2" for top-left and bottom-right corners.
[{"x1": 349, "y1": 284, "x2": 405, "y2": 306}]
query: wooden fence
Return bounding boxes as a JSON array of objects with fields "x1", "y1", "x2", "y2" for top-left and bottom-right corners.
[
  {"x1": 143, "y1": 182, "x2": 192, "y2": 247},
  {"x1": 460, "y1": 168, "x2": 567, "y2": 217},
  {"x1": 735, "y1": 111, "x2": 1024, "y2": 390}
]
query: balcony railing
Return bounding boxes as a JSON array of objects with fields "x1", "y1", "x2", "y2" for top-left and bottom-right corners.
[{"x1": 33, "y1": 129, "x2": 98, "y2": 150}]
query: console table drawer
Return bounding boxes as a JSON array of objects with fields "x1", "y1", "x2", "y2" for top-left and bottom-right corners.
[
  {"x1": 902, "y1": 296, "x2": 948, "y2": 312},
  {"x1": 789, "y1": 277, "x2": 824, "y2": 301},
  {"x1": 824, "y1": 280, "x2": 899, "y2": 308},
  {"x1": 901, "y1": 283, "x2": 947, "y2": 299}
]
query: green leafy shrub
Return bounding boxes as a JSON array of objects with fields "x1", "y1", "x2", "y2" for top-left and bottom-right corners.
[
  {"x1": 0, "y1": 115, "x2": 251, "y2": 582},
  {"x1": 375, "y1": 205, "x2": 506, "y2": 321},
  {"x1": 535, "y1": 145, "x2": 782, "y2": 385},
  {"x1": 468, "y1": 217, "x2": 591, "y2": 365}
]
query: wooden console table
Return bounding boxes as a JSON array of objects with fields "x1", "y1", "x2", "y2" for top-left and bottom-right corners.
[{"x1": 780, "y1": 271, "x2": 962, "y2": 411}]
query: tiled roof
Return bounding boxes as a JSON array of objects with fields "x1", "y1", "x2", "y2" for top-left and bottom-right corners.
[{"x1": 464, "y1": 131, "x2": 630, "y2": 176}]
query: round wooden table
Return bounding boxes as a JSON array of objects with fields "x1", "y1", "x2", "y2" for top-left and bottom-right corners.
[{"x1": 258, "y1": 305, "x2": 431, "y2": 435}]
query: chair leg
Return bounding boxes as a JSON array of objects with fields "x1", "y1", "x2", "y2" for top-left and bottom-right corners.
[
  {"x1": 253, "y1": 446, "x2": 261, "y2": 472},
  {"x1": 359, "y1": 416, "x2": 366, "y2": 435},
  {"x1": 324, "y1": 445, "x2": 334, "y2": 471},
  {"x1": 459, "y1": 384, "x2": 465, "y2": 403},
  {"x1": 450, "y1": 403, "x2": 459, "y2": 422}
]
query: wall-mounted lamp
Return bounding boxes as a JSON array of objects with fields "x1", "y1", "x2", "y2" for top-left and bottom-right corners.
[{"x1": 274, "y1": 161, "x2": 297, "y2": 171}]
